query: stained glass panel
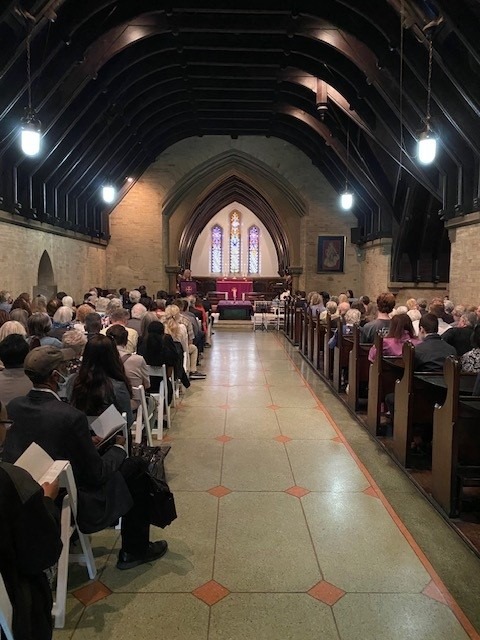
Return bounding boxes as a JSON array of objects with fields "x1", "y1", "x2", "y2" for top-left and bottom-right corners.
[
  {"x1": 248, "y1": 225, "x2": 260, "y2": 274},
  {"x1": 229, "y1": 210, "x2": 241, "y2": 273},
  {"x1": 210, "y1": 224, "x2": 223, "y2": 274}
]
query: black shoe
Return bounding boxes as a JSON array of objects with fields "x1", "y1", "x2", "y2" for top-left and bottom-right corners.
[{"x1": 116, "y1": 540, "x2": 168, "y2": 570}]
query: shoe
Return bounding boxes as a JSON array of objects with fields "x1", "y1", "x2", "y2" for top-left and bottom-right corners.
[
  {"x1": 204, "y1": 343, "x2": 211, "y2": 348},
  {"x1": 190, "y1": 371, "x2": 207, "y2": 379},
  {"x1": 117, "y1": 540, "x2": 168, "y2": 570}
]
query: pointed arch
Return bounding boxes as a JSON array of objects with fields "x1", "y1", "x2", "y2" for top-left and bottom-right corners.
[{"x1": 37, "y1": 250, "x2": 55, "y2": 286}]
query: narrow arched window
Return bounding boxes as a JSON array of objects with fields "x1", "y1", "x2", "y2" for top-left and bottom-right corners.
[
  {"x1": 229, "y1": 210, "x2": 241, "y2": 274},
  {"x1": 210, "y1": 224, "x2": 223, "y2": 274},
  {"x1": 248, "y1": 225, "x2": 260, "y2": 274}
]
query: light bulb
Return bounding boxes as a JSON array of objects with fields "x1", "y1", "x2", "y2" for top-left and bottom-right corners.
[
  {"x1": 21, "y1": 127, "x2": 41, "y2": 156},
  {"x1": 102, "y1": 185, "x2": 115, "y2": 203},
  {"x1": 417, "y1": 132, "x2": 437, "y2": 165},
  {"x1": 340, "y1": 191, "x2": 353, "y2": 210}
]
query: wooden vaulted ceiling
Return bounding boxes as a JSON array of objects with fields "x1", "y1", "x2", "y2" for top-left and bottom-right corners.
[{"x1": 0, "y1": 1, "x2": 479, "y2": 281}]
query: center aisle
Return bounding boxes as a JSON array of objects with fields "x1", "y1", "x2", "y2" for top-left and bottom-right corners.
[{"x1": 59, "y1": 329, "x2": 476, "y2": 640}]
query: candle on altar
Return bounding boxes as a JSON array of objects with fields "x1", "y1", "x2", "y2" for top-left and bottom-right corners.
[{"x1": 232, "y1": 287, "x2": 237, "y2": 301}]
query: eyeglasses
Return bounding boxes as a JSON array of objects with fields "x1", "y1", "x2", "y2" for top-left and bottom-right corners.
[{"x1": 0, "y1": 420, "x2": 14, "y2": 429}]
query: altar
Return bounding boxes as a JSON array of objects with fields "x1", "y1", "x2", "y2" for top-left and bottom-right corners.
[
  {"x1": 217, "y1": 300, "x2": 253, "y2": 320},
  {"x1": 216, "y1": 279, "x2": 253, "y2": 300}
]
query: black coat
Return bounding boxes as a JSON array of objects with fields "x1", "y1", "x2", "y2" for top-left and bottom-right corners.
[
  {"x1": 442, "y1": 326, "x2": 474, "y2": 357},
  {"x1": 4, "y1": 390, "x2": 132, "y2": 533},
  {"x1": 0, "y1": 462, "x2": 62, "y2": 640},
  {"x1": 414, "y1": 334, "x2": 457, "y2": 372}
]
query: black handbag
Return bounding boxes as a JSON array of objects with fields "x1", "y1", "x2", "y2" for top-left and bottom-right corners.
[{"x1": 132, "y1": 443, "x2": 177, "y2": 528}]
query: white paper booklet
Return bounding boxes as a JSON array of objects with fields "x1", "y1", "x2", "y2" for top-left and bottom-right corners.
[
  {"x1": 15, "y1": 442, "x2": 68, "y2": 485},
  {"x1": 90, "y1": 404, "x2": 126, "y2": 441}
]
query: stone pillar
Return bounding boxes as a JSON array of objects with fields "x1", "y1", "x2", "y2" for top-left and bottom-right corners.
[
  {"x1": 360, "y1": 239, "x2": 392, "y2": 299},
  {"x1": 288, "y1": 266, "x2": 303, "y2": 293},
  {"x1": 165, "y1": 265, "x2": 181, "y2": 293}
]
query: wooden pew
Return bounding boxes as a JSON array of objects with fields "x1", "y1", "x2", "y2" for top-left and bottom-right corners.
[
  {"x1": 431, "y1": 357, "x2": 480, "y2": 516},
  {"x1": 314, "y1": 315, "x2": 326, "y2": 372},
  {"x1": 392, "y1": 343, "x2": 477, "y2": 467},
  {"x1": 393, "y1": 342, "x2": 444, "y2": 466},
  {"x1": 307, "y1": 308, "x2": 316, "y2": 363},
  {"x1": 323, "y1": 313, "x2": 335, "y2": 382},
  {"x1": 347, "y1": 325, "x2": 372, "y2": 411},
  {"x1": 284, "y1": 299, "x2": 292, "y2": 338},
  {"x1": 293, "y1": 307, "x2": 303, "y2": 346},
  {"x1": 301, "y1": 308, "x2": 309, "y2": 356},
  {"x1": 333, "y1": 318, "x2": 353, "y2": 393},
  {"x1": 366, "y1": 334, "x2": 404, "y2": 435}
]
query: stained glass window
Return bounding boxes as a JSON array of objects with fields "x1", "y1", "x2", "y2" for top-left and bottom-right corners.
[
  {"x1": 248, "y1": 225, "x2": 260, "y2": 274},
  {"x1": 210, "y1": 224, "x2": 223, "y2": 274},
  {"x1": 229, "y1": 210, "x2": 241, "y2": 274}
]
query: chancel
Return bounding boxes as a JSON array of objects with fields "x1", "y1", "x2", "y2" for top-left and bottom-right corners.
[{"x1": 1, "y1": 2, "x2": 480, "y2": 639}]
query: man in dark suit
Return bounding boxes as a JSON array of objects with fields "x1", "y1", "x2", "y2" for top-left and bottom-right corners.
[
  {"x1": 414, "y1": 313, "x2": 457, "y2": 371},
  {"x1": 4, "y1": 346, "x2": 168, "y2": 570},
  {"x1": 442, "y1": 311, "x2": 476, "y2": 357}
]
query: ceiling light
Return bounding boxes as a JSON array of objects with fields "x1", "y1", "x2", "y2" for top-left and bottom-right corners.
[
  {"x1": 20, "y1": 33, "x2": 42, "y2": 156},
  {"x1": 102, "y1": 184, "x2": 116, "y2": 203},
  {"x1": 340, "y1": 191, "x2": 353, "y2": 210},
  {"x1": 417, "y1": 37, "x2": 437, "y2": 165}
]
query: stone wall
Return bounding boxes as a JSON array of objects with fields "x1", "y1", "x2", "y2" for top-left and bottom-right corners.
[
  {"x1": 360, "y1": 239, "x2": 392, "y2": 300},
  {"x1": 0, "y1": 214, "x2": 106, "y2": 302},
  {"x1": 447, "y1": 213, "x2": 480, "y2": 306}
]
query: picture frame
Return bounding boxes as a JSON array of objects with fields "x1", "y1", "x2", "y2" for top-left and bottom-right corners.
[{"x1": 317, "y1": 235, "x2": 345, "y2": 273}]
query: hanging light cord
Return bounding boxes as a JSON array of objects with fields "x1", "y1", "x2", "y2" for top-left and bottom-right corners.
[
  {"x1": 26, "y1": 32, "x2": 32, "y2": 111},
  {"x1": 345, "y1": 126, "x2": 350, "y2": 192},
  {"x1": 425, "y1": 36, "x2": 433, "y2": 130}
]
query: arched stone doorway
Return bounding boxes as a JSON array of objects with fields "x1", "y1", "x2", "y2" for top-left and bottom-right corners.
[{"x1": 33, "y1": 250, "x2": 57, "y2": 300}]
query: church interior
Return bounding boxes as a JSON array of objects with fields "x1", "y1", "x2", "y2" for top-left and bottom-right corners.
[{"x1": 1, "y1": 1, "x2": 480, "y2": 639}]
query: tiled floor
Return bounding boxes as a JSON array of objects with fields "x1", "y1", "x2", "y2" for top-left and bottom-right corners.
[{"x1": 56, "y1": 329, "x2": 480, "y2": 639}]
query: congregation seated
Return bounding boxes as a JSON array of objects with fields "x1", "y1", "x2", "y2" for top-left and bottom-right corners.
[
  {"x1": 319, "y1": 300, "x2": 338, "y2": 323},
  {"x1": 107, "y1": 324, "x2": 150, "y2": 408},
  {"x1": 84, "y1": 312, "x2": 102, "y2": 338},
  {"x1": 61, "y1": 329, "x2": 87, "y2": 375},
  {"x1": 0, "y1": 400, "x2": 62, "y2": 640},
  {"x1": 127, "y1": 303, "x2": 147, "y2": 334},
  {"x1": 328, "y1": 308, "x2": 361, "y2": 349},
  {"x1": 73, "y1": 303, "x2": 95, "y2": 332},
  {"x1": 460, "y1": 324, "x2": 480, "y2": 373},
  {"x1": 3, "y1": 346, "x2": 168, "y2": 571},
  {"x1": 50, "y1": 306, "x2": 74, "y2": 340},
  {"x1": 101, "y1": 307, "x2": 138, "y2": 353},
  {"x1": 442, "y1": 311, "x2": 476, "y2": 356},
  {"x1": 10, "y1": 307, "x2": 29, "y2": 330},
  {"x1": 68, "y1": 334, "x2": 134, "y2": 427},
  {"x1": 0, "y1": 334, "x2": 32, "y2": 403},
  {"x1": 413, "y1": 313, "x2": 456, "y2": 372},
  {"x1": 368, "y1": 313, "x2": 420, "y2": 362},
  {"x1": 0, "y1": 320, "x2": 27, "y2": 343},
  {"x1": 31, "y1": 294, "x2": 48, "y2": 314},
  {"x1": 27, "y1": 313, "x2": 63, "y2": 349},
  {"x1": 0, "y1": 290, "x2": 12, "y2": 312},
  {"x1": 361, "y1": 292, "x2": 395, "y2": 343},
  {"x1": 308, "y1": 292, "x2": 325, "y2": 316},
  {"x1": 141, "y1": 320, "x2": 179, "y2": 401}
]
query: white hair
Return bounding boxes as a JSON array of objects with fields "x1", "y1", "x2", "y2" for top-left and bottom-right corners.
[
  {"x1": 131, "y1": 303, "x2": 147, "y2": 319},
  {"x1": 62, "y1": 295, "x2": 73, "y2": 308},
  {"x1": 407, "y1": 309, "x2": 421, "y2": 322},
  {"x1": 53, "y1": 306, "x2": 73, "y2": 324},
  {"x1": 345, "y1": 308, "x2": 361, "y2": 325},
  {"x1": 129, "y1": 290, "x2": 141, "y2": 303}
]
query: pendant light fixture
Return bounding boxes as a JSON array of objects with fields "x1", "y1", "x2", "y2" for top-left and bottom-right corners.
[
  {"x1": 20, "y1": 32, "x2": 42, "y2": 157},
  {"x1": 102, "y1": 184, "x2": 116, "y2": 203},
  {"x1": 340, "y1": 125, "x2": 353, "y2": 210},
  {"x1": 417, "y1": 36, "x2": 437, "y2": 165}
]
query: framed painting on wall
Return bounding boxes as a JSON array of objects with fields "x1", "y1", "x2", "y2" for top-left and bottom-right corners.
[{"x1": 317, "y1": 235, "x2": 345, "y2": 273}]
